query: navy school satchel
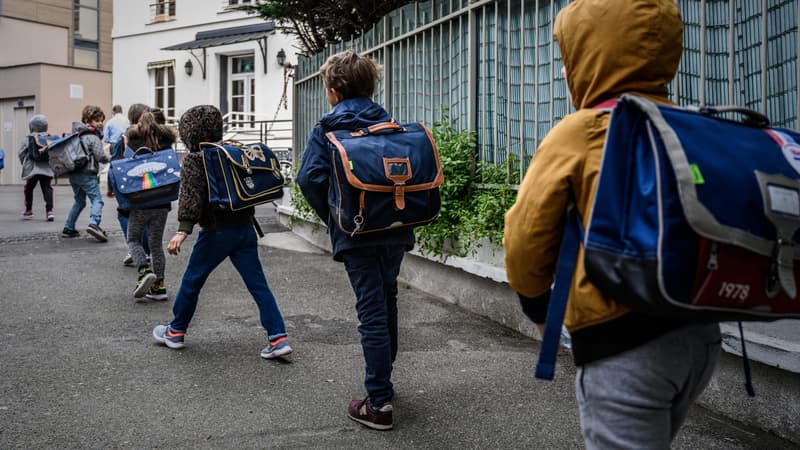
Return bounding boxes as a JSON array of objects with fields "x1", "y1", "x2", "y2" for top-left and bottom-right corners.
[
  {"x1": 325, "y1": 121, "x2": 444, "y2": 236},
  {"x1": 201, "y1": 141, "x2": 285, "y2": 211},
  {"x1": 536, "y1": 94, "x2": 800, "y2": 390}
]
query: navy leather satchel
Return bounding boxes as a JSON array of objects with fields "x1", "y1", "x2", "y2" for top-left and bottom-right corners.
[
  {"x1": 201, "y1": 142, "x2": 285, "y2": 211},
  {"x1": 326, "y1": 121, "x2": 443, "y2": 236}
]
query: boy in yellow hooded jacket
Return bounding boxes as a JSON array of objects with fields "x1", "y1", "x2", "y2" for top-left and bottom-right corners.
[{"x1": 503, "y1": 1, "x2": 722, "y2": 448}]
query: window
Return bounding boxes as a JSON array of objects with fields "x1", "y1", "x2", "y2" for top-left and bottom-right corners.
[
  {"x1": 151, "y1": 0, "x2": 176, "y2": 22},
  {"x1": 153, "y1": 65, "x2": 176, "y2": 121},
  {"x1": 73, "y1": 0, "x2": 99, "y2": 68},
  {"x1": 232, "y1": 55, "x2": 255, "y2": 74},
  {"x1": 229, "y1": 0, "x2": 253, "y2": 5},
  {"x1": 230, "y1": 55, "x2": 256, "y2": 126}
]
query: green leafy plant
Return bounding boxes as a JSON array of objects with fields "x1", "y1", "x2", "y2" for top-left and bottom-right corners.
[
  {"x1": 415, "y1": 115, "x2": 518, "y2": 258},
  {"x1": 414, "y1": 114, "x2": 476, "y2": 257},
  {"x1": 461, "y1": 159, "x2": 519, "y2": 249}
]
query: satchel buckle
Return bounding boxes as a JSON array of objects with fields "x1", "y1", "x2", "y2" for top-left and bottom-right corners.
[{"x1": 393, "y1": 183, "x2": 406, "y2": 210}]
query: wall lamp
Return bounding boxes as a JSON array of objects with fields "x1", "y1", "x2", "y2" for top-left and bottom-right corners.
[
  {"x1": 277, "y1": 48, "x2": 294, "y2": 71},
  {"x1": 184, "y1": 59, "x2": 193, "y2": 77},
  {"x1": 276, "y1": 48, "x2": 287, "y2": 67}
]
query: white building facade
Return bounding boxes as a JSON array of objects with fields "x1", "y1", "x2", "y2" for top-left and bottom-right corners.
[{"x1": 112, "y1": 0, "x2": 297, "y2": 150}]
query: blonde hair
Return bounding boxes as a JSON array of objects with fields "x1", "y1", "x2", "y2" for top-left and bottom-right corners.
[{"x1": 320, "y1": 50, "x2": 382, "y2": 99}]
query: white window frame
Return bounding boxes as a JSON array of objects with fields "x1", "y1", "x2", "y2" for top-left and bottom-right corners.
[{"x1": 150, "y1": 62, "x2": 176, "y2": 122}]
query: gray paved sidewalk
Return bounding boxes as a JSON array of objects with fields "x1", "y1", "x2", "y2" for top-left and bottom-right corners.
[{"x1": 0, "y1": 184, "x2": 795, "y2": 449}]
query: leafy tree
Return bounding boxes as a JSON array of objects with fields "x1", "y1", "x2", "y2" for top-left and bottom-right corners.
[{"x1": 240, "y1": 0, "x2": 412, "y2": 55}]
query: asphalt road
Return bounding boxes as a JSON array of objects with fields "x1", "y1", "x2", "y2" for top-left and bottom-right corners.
[{"x1": 0, "y1": 184, "x2": 796, "y2": 449}]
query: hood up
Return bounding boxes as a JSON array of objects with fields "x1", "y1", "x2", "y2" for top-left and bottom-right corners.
[{"x1": 554, "y1": 0, "x2": 683, "y2": 109}]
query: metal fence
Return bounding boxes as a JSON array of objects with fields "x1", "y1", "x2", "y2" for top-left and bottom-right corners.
[{"x1": 293, "y1": 0, "x2": 800, "y2": 185}]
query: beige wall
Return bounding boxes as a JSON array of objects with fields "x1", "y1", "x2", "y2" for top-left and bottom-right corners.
[
  {"x1": 99, "y1": 0, "x2": 113, "y2": 72},
  {"x1": 0, "y1": 64, "x2": 111, "y2": 185},
  {"x1": 0, "y1": 17, "x2": 69, "y2": 66},
  {"x1": 0, "y1": 65, "x2": 44, "y2": 103},
  {"x1": 2, "y1": 0, "x2": 72, "y2": 29},
  {"x1": 2, "y1": 0, "x2": 114, "y2": 71},
  {"x1": 39, "y1": 65, "x2": 112, "y2": 135}
]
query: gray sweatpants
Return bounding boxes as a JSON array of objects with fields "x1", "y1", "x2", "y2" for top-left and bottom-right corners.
[
  {"x1": 576, "y1": 322, "x2": 721, "y2": 450},
  {"x1": 127, "y1": 208, "x2": 168, "y2": 279}
]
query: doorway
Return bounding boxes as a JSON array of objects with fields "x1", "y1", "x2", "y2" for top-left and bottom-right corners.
[
  {"x1": 229, "y1": 54, "x2": 255, "y2": 128},
  {"x1": 0, "y1": 99, "x2": 33, "y2": 185}
]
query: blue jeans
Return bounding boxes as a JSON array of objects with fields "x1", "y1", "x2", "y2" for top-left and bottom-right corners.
[
  {"x1": 341, "y1": 245, "x2": 405, "y2": 407},
  {"x1": 65, "y1": 172, "x2": 104, "y2": 230},
  {"x1": 118, "y1": 212, "x2": 150, "y2": 255},
  {"x1": 169, "y1": 224, "x2": 287, "y2": 340}
]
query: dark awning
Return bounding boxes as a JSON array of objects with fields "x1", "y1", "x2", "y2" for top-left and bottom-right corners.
[{"x1": 161, "y1": 21, "x2": 275, "y2": 51}]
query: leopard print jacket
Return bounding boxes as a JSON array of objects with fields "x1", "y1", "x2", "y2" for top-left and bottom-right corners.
[{"x1": 177, "y1": 151, "x2": 253, "y2": 234}]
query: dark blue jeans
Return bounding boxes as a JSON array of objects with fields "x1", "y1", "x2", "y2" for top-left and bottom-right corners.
[
  {"x1": 169, "y1": 223, "x2": 287, "y2": 340},
  {"x1": 341, "y1": 245, "x2": 405, "y2": 407}
]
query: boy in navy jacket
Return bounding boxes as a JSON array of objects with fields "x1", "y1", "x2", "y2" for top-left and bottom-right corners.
[{"x1": 297, "y1": 50, "x2": 414, "y2": 431}]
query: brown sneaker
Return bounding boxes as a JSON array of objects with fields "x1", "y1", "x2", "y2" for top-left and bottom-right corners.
[{"x1": 347, "y1": 397, "x2": 393, "y2": 430}]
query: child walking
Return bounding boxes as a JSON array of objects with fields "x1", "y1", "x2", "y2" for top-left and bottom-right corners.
[
  {"x1": 126, "y1": 107, "x2": 176, "y2": 302},
  {"x1": 18, "y1": 115, "x2": 55, "y2": 221},
  {"x1": 296, "y1": 51, "x2": 415, "y2": 430},
  {"x1": 114, "y1": 103, "x2": 151, "y2": 266},
  {"x1": 152, "y1": 105, "x2": 292, "y2": 360},
  {"x1": 63, "y1": 105, "x2": 109, "y2": 241}
]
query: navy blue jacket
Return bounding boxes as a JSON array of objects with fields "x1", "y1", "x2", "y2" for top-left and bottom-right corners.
[{"x1": 296, "y1": 97, "x2": 415, "y2": 261}]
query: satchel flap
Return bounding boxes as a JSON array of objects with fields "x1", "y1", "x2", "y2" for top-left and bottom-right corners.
[
  {"x1": 620, "y1": 95, "x2": 800, "y2": 258},
  {"x1": 110, "y1": 148, "x2": 181, "y2": 195},
  {"x1": 325, "y1": 122, "x2": 444, "y2": 193},
  {"x1": 201, "y1": 142, "x2": 284, "y2": 206},
  {"x1": 33, "y1": 134, "x2": 59, "y2": 147},
  {"x1": 214, "y1": 143, "x2": 280, "y2": 172}
]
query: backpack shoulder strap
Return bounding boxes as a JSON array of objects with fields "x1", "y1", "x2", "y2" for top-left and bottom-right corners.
[
  {"x1": 535, "y1": 206, "x2": 584, "y2": 380},
  {"x1": 536, "y1": 101, "x2": 617, "y2": 379}
]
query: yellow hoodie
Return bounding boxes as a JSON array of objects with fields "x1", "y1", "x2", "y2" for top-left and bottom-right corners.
[{"x1": 503, "y1": 0, "x2": 685, "y2": 364}]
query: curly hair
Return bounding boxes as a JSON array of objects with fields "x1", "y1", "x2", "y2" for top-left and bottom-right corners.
[
  {"x1": 178, "y1": 105, "x2": 223, "y2": 151},
  {"x1": 81, "y1": 105, "x2": 105, "y2": 124}
]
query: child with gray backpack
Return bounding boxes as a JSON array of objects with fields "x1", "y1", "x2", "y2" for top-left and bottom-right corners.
[{"x1": 62, "y1": 105, "x2": 110, "y2": 241}]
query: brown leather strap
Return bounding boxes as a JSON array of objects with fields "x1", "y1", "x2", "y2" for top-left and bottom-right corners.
[{"x1": 393, "y1": 184, "x2": 406, "y2": 210}]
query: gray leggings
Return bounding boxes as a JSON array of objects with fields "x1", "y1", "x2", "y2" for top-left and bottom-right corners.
[
  {"x1": 576, "y1": 322, "x2": 721, "y2": 450},
  {"x1": 127, "y1": 208, "x2": 168, "y2": 279}
]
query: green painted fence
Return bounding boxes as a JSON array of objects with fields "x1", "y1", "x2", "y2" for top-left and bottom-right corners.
[{"x1": 292, "y1": 0, "x2": 799, "y2": 184}]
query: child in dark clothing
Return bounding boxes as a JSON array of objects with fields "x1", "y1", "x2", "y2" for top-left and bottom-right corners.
[
  {"x1": 18, "y1": 115, "x2": 55, "y2": 221},
  {"x1": 296, "y1": 50, "x2": 415, "y2": 431},
  {"x1": 152, "y1": 105, "x2": 292, "y2": 360}
]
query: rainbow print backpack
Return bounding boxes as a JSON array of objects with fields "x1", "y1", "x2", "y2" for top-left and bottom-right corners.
[{"x1": 109, "y1": 147, "x2": 181, "y2": 210}]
